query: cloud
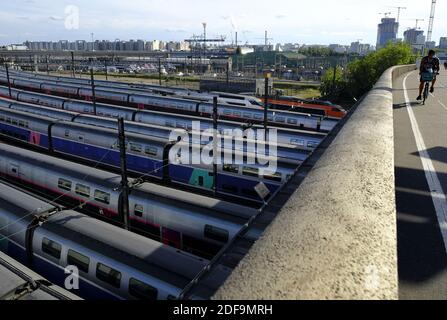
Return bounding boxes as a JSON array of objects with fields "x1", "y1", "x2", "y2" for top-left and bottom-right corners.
[{"x1": 275, "y1": 14, "x2": 287, "y2": 19}]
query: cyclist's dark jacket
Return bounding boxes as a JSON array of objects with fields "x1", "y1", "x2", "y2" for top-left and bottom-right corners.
[{"x1": 420, "y1": 56, "x2": 440, "y2": 73}]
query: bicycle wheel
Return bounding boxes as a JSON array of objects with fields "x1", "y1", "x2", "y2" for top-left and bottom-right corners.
[{"x1": 423, "y1": 83, "x2": 429, "y2": 105}]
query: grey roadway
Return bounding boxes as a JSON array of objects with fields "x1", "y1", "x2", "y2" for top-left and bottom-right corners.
[{"x1": 393, "y1": 67, "x2": 447, "y2": 300}]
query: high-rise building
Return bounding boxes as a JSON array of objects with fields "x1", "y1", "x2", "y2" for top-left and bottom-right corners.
[
  {"x1": 440, "y1": 37, "x2": 447, "y2": 49},
  {"x1": 404, "y1": 28, "x2": 424, "y2": 45},
  {"x1": 377, "y1": 18, "x2": 398, "y2": 49}
]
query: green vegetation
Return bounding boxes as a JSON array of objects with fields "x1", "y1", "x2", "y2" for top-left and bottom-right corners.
[
  {"x1": 320, "y1": 43, "x2": 416, "y2": 104},
  {"x1": 235, "y1": 51, "x2": 306, "y2": 67},
  {"x1": 298, "y1": 47, "x2": 342, "y2": 57}
]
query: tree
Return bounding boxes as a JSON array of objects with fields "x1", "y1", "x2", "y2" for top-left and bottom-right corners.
[
  {"x1": 320, "y1": 43, "x2": 416, "y2": 101},
  {"x1": 320, "y1": 66, "x2": 346, "y2": 97}
]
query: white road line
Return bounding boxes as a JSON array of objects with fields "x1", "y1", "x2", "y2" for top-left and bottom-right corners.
[
  {"x1": 403, "y1": 72, "x2": 447, "y2": 252},
  {"x1": 437, "y1": 98, "x2": 447, "y2": 111}
]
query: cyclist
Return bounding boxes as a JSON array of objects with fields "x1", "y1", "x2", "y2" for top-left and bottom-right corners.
[{"x1": 417, "y1": 50, "x2": 440, "y2": 100}]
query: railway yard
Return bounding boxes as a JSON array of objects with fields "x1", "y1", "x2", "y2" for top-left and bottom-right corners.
[{"x1": 0, "y1": 67, "x2": 345, "y2": 300}]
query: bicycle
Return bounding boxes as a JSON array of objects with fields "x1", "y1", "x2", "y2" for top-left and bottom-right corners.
[{"x1": 420, "y1": 71, "x2": 435, "y2": 105}]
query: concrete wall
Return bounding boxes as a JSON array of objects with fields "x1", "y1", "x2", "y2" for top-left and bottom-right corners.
[{"x1": 213, "y1": 65, "x2": 416, "y2": 300}]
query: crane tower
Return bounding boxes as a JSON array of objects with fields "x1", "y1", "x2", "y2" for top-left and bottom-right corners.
[{"x1": 427, "y1": 0, "x2": 437, "y2": 42}]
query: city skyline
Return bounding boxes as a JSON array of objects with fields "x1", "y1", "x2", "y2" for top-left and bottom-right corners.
[{"x1": 1, "y1": 0, "x2": 446, "y2": 46}]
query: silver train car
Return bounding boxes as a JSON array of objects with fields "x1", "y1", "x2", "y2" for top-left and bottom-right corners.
[
  {"x1": 0, "y1": 250, "x2": 81, "y2": 300},
  {"x1": 0, "y1": 85, "x2": 326, "y2": 151},
  {"x1": 0, "y1": 181, "x2": 227, "y2": 300},
  {"x1": 0, "y1": 143, "x2": 256, "y2": 258},
  {"x1": 0, "y1": 97, "x2": 310, "y2": 164},
  {"x1": 0, "y1": 71, "x2": 338, "y2": 132}
]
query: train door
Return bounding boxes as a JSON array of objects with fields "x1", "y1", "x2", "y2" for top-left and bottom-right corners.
[
  {"x1": 189, "y1": 169, "x2": 214, "y2": 190},
  {"x1": 29, "y1": 132, "x2": 41, "y2": 145},
  {"x1": 162, "y1": 227, "x2": 182, "y2": 249}
]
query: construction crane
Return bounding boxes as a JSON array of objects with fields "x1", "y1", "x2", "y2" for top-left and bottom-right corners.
[
  {"x1": 255, "y1": 30, "x2": 273, "y2": 48},
  {"x1": 414, "y1": 18, "x2": 425, "y2": 29},
  {"x1": 427, "y1": 0, "x2": 437, "y2": 42},
  {"x1": 388, "y1": 6, "x2": 407, "y2": 23}
]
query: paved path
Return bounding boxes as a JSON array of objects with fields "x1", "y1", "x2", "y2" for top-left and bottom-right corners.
[{"x1": 393, "y1": 68, "x2": 447, "y2": 300}]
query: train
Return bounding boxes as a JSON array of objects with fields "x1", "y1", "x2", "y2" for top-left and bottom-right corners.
[
  {"x1": 0, "y1": 106, "x2": 298, "y2": 203},
  {"x1": 0, "y1": 70, "x2": 265, "y2": 107},
  {"x1": 0, "y1": 181, "x2": 229, "y2": 300},
  {"x1": 0, "y1": 97, "x2": 310, "y2": 164},
  {"x1": 2, "y1": 70, "x2": 346, "y2": 119},
  {"x1": 0, "y1": 70, "x2": 339, "y2": 132},
  {"x1": 260, "y1": 96, "x2": 347, "y2": 119},
  {"x1": 0, "y1": 85, "x2": 327, "y2": 150},
  {"x1": 0, "y1": 249, "x2": 81, "y2": 300},
  {"x1": 0, "y1": 143, "x2": 257, "y2": 258}
]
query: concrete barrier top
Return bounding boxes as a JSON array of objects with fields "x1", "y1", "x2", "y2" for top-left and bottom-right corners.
[{"x1": 213, "y1": 64, "x2": 416, "y2": 300}]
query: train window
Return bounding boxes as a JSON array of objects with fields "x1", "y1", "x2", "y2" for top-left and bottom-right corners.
[
  {"x1": 204, "y1": 225, "x2": 229, "y2": 243},
  {"x1": 253, "y1": 114, "x2": 263, "y2": 120},
  {"x1": 223, "y1": 164, "x2": 239, "y2": 174},
  {"x1": 18, "y1": 120, "x2": 25, "y2": 127},
  {"x1": 242, "y1": 167, "x2": 259, "y2": 178},
  {"x1": 78, "y1": 135, "x2": 85, "y2": 142},
  {"x1": 75, "y1": 184, "x2": 90, "y2": 198},
  {"x1": 134, "y1": 204, "x2": 144, "y2": 218},
  {"x1": 64, "y1": 129, "x2": 70, "y2": 137},
  {"x1": 264, "y1": 172, "x2": 282, "y2": 182},
  {"x1": 42, "y1": 238, "x2": 62, "y2": 260},
  {"x1": 165, "y1": 121, "x2": 174, "y2": 127},
  {"x1": 223, "y1": 110, "x2": 232, "y2": 116},
  {"x1": 307, "y1": 141, "x2": 319, "y2": 148},
  {"x1": 233, "y1": 111, "x2": 241, "y2": 117},
  {"x1": 243, "y1": 113, "x2": 252, "y2": 119},
  {"x1": 145, "y1": 146, "x2": 158, "y2": 157},
  {"x1": 291, "y1": 139, "x2": 305, "y2": 147},
  {"x1": 0, "y1": 115, "x2": 4, "y2": 122},
  {"x1": 12, "y1": 119, "x2": 18, "y2": 126},
  {"x1": 58, "y1": 178, "x2": 72, "y2": 191},
  {"x1": 287, "y1": 118, "x2": 298, "y2": 125},
  {"x1": 6, "y1": 117, "x2": 11, "y2": 124},
  {"x1": 129, "y1": 278, "x2": 158, "y2": 300},
  {"x1": 96, "y1": 263, "x2": 122, "y2": 288},
  {"x1": 67, "y1": 249, "x2": 90, "y2": 273},
  {"x1": 276, "y1": 117, "x2": 286, "y2": 123},
  {"x1": 94, "y1": 190, "x2": 110, "y2": 205},
  {"x1": 130, "y1": 143, "x2": 143, "y2": 153}
]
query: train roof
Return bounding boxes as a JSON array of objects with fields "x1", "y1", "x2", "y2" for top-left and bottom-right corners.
[
  {"x1": 43, "y1": 210, "x2": 210, "y2": 291},
  {"x1": 0, "y1": 251, "x2": 81, "y2": 300},
  {"x1": 0, "y1": 181, "x2": 58, "y2": 216},
  {"x1": 0, "y1": 143, "x2": 255, "y2": 222}
]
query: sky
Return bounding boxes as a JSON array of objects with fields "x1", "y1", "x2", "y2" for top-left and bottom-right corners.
[{"x1": 0, "y1": 0, "x2": 446, "y2": 46}]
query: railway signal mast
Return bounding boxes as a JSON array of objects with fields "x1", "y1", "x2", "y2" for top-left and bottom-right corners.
[{"x1": 427, "y1": 0, "x2": 437, "y2": 43}]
